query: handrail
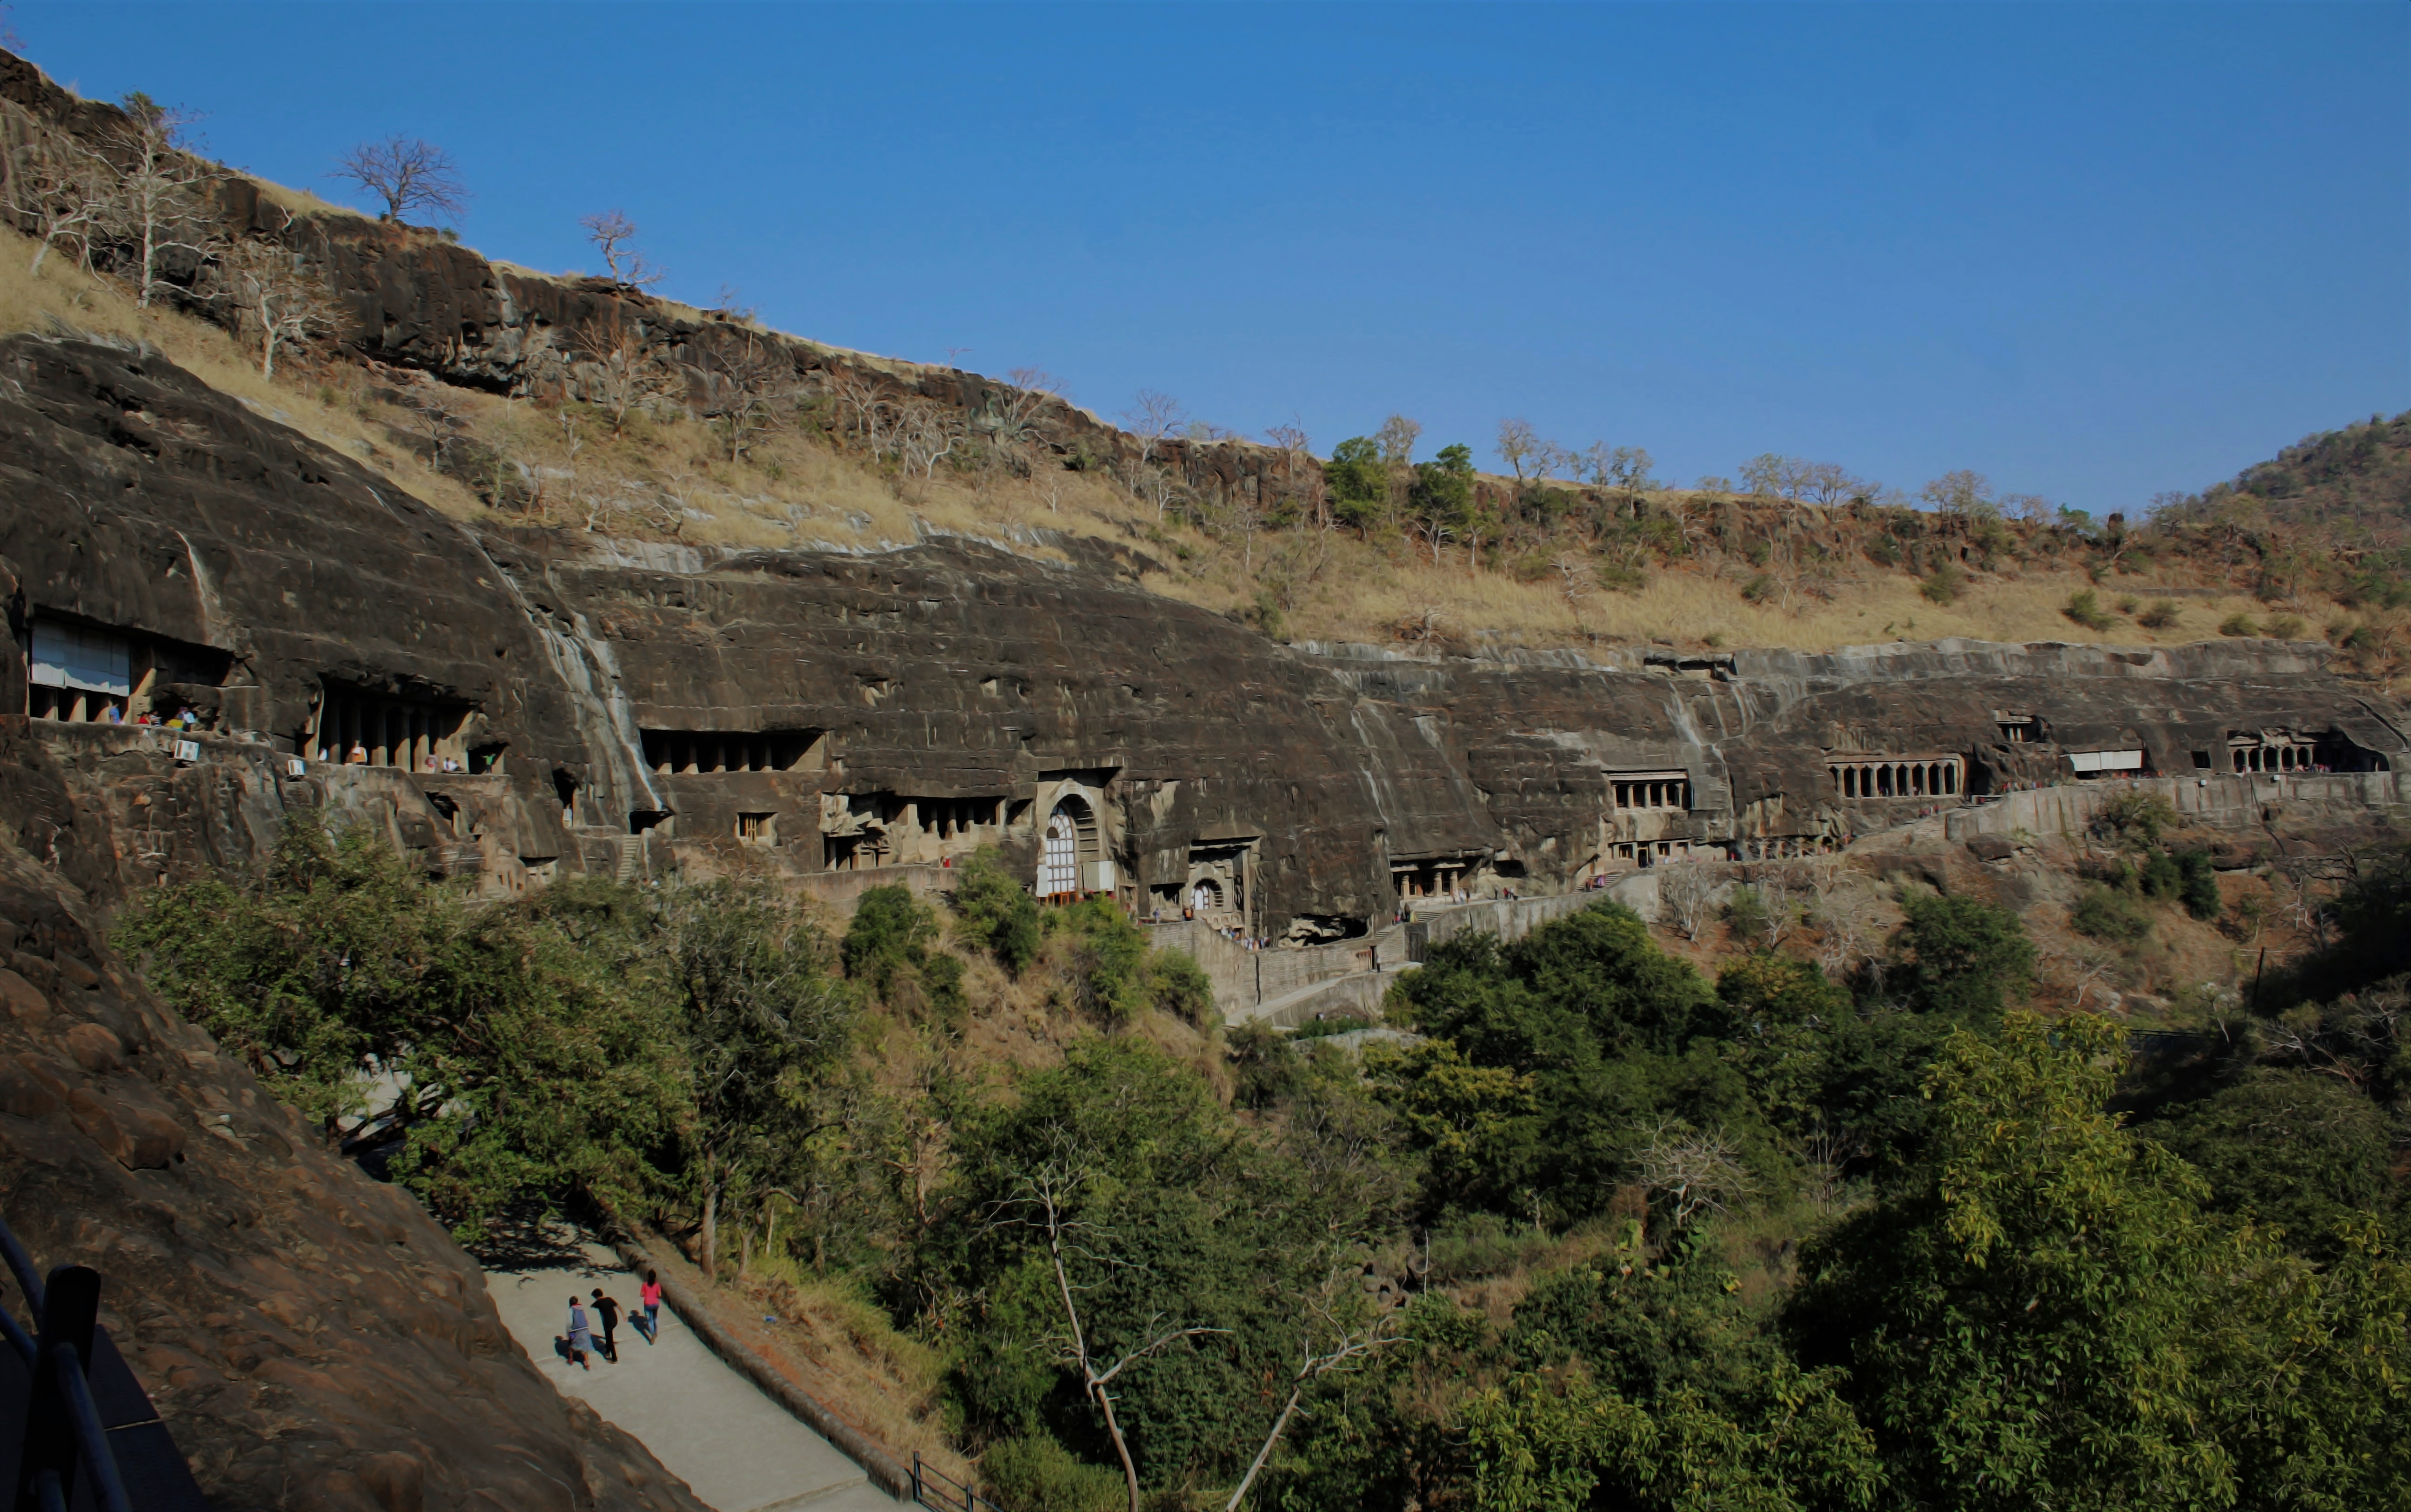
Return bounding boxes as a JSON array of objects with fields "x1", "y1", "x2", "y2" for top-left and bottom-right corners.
[
  {"x1": 57, "y1": 1345, "x2": 135, "y2": 1512},
  {"x1": 0, "y1": 1219, "x2": 43, "y2": 1312},
  {"x1": 3, "y1": 1207, "x2": 136, "y2": 1512},
  {"x1": 0, "y1": 1303, "x2": 32, "y2": 1366},
  {"x1": 911, "y1": 1452, "x2": 1008, "y2": 1512}
]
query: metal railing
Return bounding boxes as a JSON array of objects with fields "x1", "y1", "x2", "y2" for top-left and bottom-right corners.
[
  {"x1": 911, "y1": 1452, "x2": 1008, "y2": 1512},
  {"x1": 3, "y1": 1216, "x2": 135, "y2": 1512}
]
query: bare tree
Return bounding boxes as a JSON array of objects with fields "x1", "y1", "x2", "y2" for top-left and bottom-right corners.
[
  {"x1": 111, "y1": 92, "x2": 217, "y2": 309},
  {"x1": 572, "y1": 308, "x2": 668, "y2": 434},
  {"x1": 1136, "y1": 463, "x2": 1182, "y2": 526},
  {"x1": 1656, "y1": 861, "x2": 1721, "y2": 941},
  {"x1": 581, "y1": 208, "x2": 665, "y2": 290},
  {"x1": 10, "y1": 143, "x2": 114, "y2": 275},
  {"x1": 1120, "y1": 388, "x2": 1183, "y2": 474},
  {"x1": 329, "y1": 136, "x2": 467, "y2": 224},
  {"x1": 1806, "y1": 860, "x2": 1880, "y2": 977},
  {"x1": 1552, "y1": 553, "x2": 1596, "y2": 637},
  {"x1": 1396, "y1": 604, "x2": 1448, "y2": 645},
  {"x1": 824, "y1": 369, "x2": 896, "y2": 456},
  {"x1": 214, "y1": 240, "x2": 338, "y2": 379},
  {"x1": 895, "y1": 397, "x2": 966, "y2": 479},
  {"x1": 1375, "y1": 413, "x2": 1422, "y2": 467},
  {"x1": 1262, "y1": 420, "x2": 1322, "y2": 528},
  {"x1": 693, "y1": 325, "x2": 787, "y2": 462},
  {"x1": 1496, "y1": 417, "x2": 1542, "y2": 486},
  {"x1": 1222, "y1": 1275, "x2": 1405, "y2": 1512},
  {"x1": 1922, "y1": 469, "x2": 1999, "y2": 518},
  {"x1": 1799, "y1": 1121, "x2": 1863, "y2": 1214},
  {"x1": 402, "y1": 384, "x2": 463, "y2": 471},
  {"x1": 1636, "y1": 1120, "x2": 1756, "y2": 1228},
  {"x1": 990, "y1": 366, "x2": 1064, "y2": 464},
  {"x1": 1227, "y1": 491, "x2": 1270, "y2": 577},
  {"x1": 1752, "y1": 861, "x2": 1805, "y2": 950},
  {"x1": 989, "y1": 1156, "x2": 1223, "y2": 1512}
]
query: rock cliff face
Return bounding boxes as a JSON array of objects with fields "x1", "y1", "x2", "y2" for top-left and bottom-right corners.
[
  {"x1": 2, "y1": 330, "x2": 2401, "y2": 938},
  {"x1": 0, "y1": 828, "x2": 709, "y2": 1512}
]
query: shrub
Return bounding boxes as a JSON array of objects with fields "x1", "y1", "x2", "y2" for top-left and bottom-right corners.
[
  {"x1": 2137, "y1": 600, "x2": 2181, "y2": 630},
  {"x1": 2097, "y1": 793, "x2": 2178, "y2": 849},
  {"x1": 2218, "y1": 612, "x2": 2260, "y2": 637},
  {"x1": 1920, "y1": 562, "x2": 1967, "y2": 605},
  {"x1": 951, "y1": 847, "x2": 1039, "y2": 973},
  {"x1": 2116, "y1": 595, "x2": 2140, "y2": 616},
  {"x1": 1741, "y1": 573, "x2": 1777, "y2": 604},
  {"x1": 2071, "y1": 882, "x2": 2152, "y2": 941},
  {"x1": 1724, "y1": 884, "x2": 1771, "y2": 945},
  {"x1": 842, "y1": 885, "x2": 938, "y2": 996},
  {"x1": 1042, "y1": 897, "x2": 1213, "y2": 1024},
  {"x1": 2175, "y1": 851, "x2": 2222, "y2": 920},
  {"x1": 2063, "y1": 590, "x2": 2116, "y2": 631},
  {"x1": 2266, "y1": 613, "x2": 2305, "y2": 639},
  {"x1": 1227, "y1": 1021, "x2": 1302, "y2": 1109},
  {"x1": 1289, "y1": 1012, "x2": 1376, "y2": 1040},
  {"x1": 979, "y1": 1434, "x2": 1122, "y2": 1512},
  {"x1": 1895, "y1": 892, "x2": 2036, "y2": 1021}
]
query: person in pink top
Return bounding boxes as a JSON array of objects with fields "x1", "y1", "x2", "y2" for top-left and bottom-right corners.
[{"x1": 637, "y1": 1270, "x2": 662, "y2": 1344}]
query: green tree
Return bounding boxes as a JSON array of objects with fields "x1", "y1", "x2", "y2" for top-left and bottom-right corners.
[
  {"x1": 668, "y1": 882, "x2": 857, "y2": 1277},
  {"x1": 1376, "y1": 905, "x2": 1756, "y2": 1224},
  {"x1": 952, "y1": 846, "x2": 1041, "y2": 972},
  {"x1": 1460, "y1": 1359, "x2": 1882, "y2": 1512},
  {"x1": 929, "y1": 1040, "x2": 1375, "y2": 1501},
  {"x1": 1891, "y1": 892, "x2": 2033, "y2": 1022},
  {"x1": 1041, "y1": 898, "x2": 1213, "y2": 1026},
  {"x1": 1789, "y1": 1012, "x2": 2411, "y2": 1511},
  {"x1": 1409, "y1": 444, "x2": 1477, "y2": 559},
  {"x1": 1325, "y1": 435, "x2": 1390, "y2": 536},
  {"x1": 119, "y1": 816, "x2": 689, "y2": 1239},
  {"x1": 2147, "y1": 1070, "x2": 2403, "y2": 1259}
]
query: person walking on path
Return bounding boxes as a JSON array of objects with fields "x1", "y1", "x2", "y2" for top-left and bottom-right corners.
[
  {"x1": 638, "y1": 1270, "x2": 663, "y2": 1344},
  {"x1": 566, "y1": 1295, "x2": 595, "y2": 1371},
  {"x1": 590, "y1": 1287, "x2": 623, "y2": 1363}
]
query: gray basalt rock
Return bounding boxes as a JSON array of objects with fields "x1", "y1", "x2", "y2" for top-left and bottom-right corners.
[{"x1": 0, "y1": 330, "x2": 2404, "y2": 932}]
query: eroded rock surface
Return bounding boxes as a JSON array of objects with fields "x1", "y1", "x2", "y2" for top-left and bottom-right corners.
[{"x1": 1, "y1": 328, "x2": 2404, "y2": 935}]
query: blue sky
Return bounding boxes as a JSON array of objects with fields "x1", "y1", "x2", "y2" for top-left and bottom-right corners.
[{"x1": 14, "y1": 2, "x2": 2408, "y2": 511}]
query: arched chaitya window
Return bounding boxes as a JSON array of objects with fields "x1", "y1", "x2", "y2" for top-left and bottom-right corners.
[
  {"x1": 1041, "y1": 795, "x2": 1099, "y2": 896},
  {"x1": 1041, "y1": 804, "x2": 1081, "y2": 895},
  {"x1": 1192, "y1": 879, "x2": 1223, "y2": 912}
]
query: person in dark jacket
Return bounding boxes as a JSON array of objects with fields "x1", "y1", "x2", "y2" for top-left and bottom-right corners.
[{"x1": 590, "y1": 1287, "x2": 623, "y2": 1363}]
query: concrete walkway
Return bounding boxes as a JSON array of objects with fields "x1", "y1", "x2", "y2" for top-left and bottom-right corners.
[{"x1": 485, "y1": 1246, "x2": 899, "y2": 1512}]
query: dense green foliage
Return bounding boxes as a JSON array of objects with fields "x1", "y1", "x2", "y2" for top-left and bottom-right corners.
[
  {"x1": 950, "y1": 846, "x2": 1042, "y2": 972},
  {"x1": 843, "y1": 883, "x2": 966, "y2": 1023},
  {"x1": 119, "y1": 817, "x2": 697, "y2": 1234},
  {"x1": 120, "y1": 820, "x2": 2411, "y2": 1510}
]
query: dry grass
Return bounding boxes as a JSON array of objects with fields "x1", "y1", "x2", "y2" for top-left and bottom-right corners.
[
  {"x1": 0, "y1": 222, "x2": 490, "y2": 517},
  {"x1": 0, "y1": 218, "x2": 2369, "y2": 663}
]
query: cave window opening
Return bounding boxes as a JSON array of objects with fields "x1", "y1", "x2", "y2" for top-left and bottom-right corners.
[
  {"x1": 643, "y1": 727, "x2": 825, "y2": 775},
  {"x1": 314, "y1": 681, "x2": 474, "y2": 770}
]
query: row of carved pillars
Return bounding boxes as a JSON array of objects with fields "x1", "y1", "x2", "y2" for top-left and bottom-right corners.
[{"x1": 1833, "y1": 759, "x2": 1959, "y2": 799}]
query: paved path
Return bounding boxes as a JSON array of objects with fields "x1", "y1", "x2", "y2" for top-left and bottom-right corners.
[{"x1": 485, "y1": 1247, "x2": 899, "y2": 1512}]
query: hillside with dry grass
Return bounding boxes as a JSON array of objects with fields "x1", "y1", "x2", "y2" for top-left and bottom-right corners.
[{"x1": 4, "y1": 208, "x2": 2395, "y2": 674}]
